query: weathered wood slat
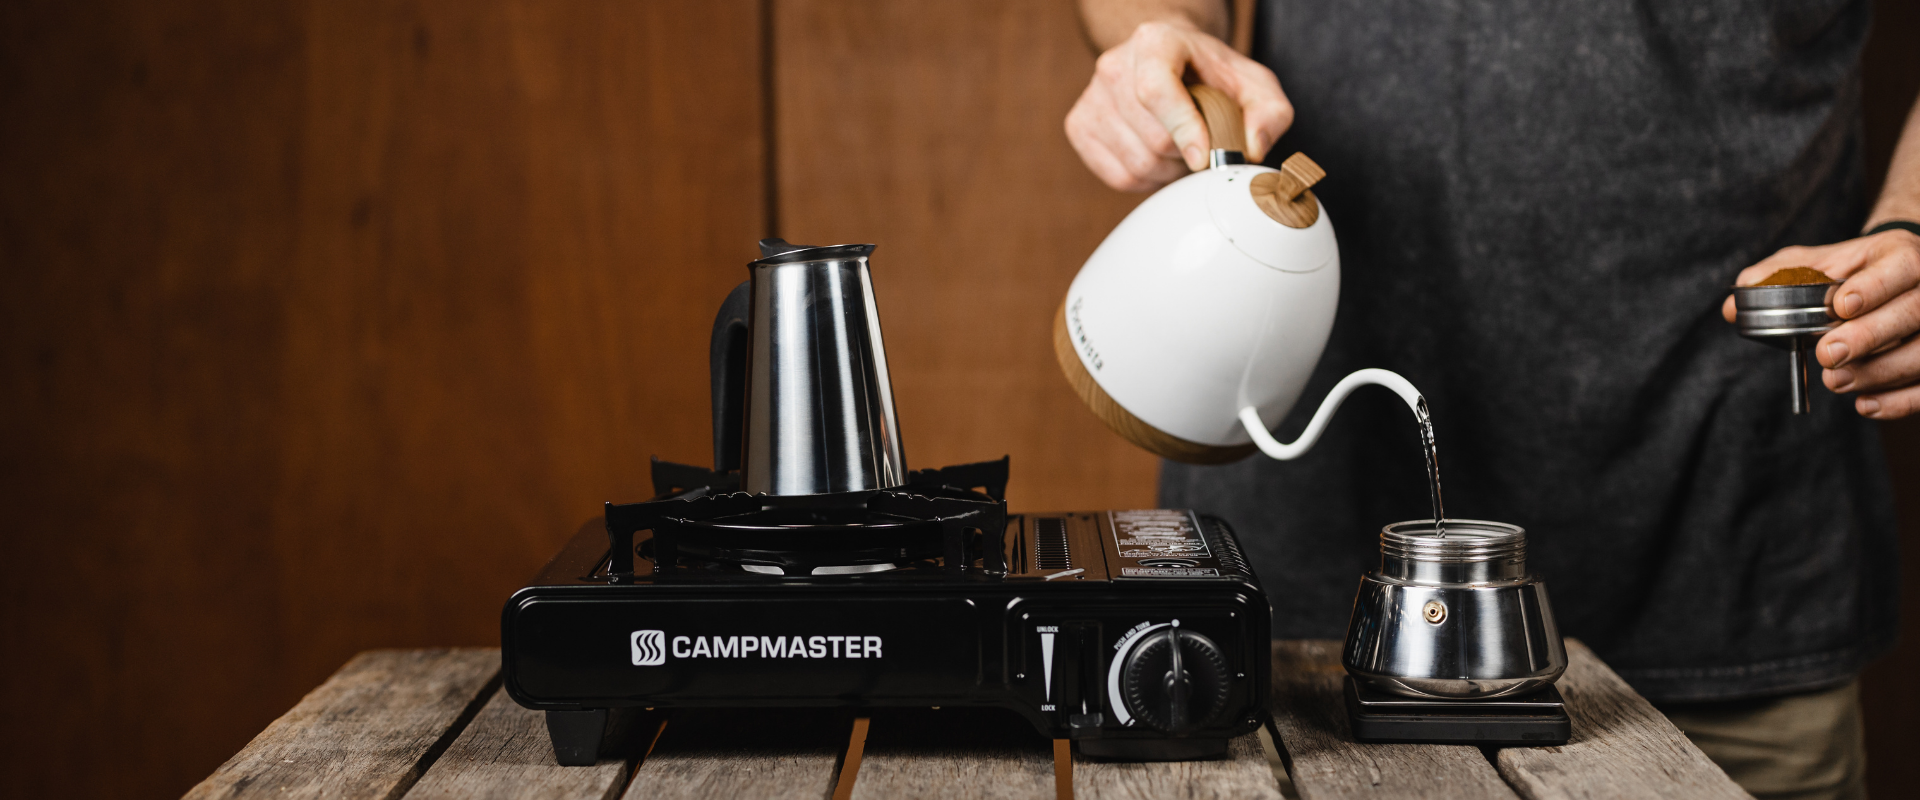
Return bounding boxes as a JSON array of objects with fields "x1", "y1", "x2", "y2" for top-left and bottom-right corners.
[
  {"x1": 622, "y1": 708, "x2": 847, "y2": 800},
  {"x1": 1073, "y1": 733, "x2": 1281, "y2": 800},
  {"x1": 1494, "y1": 640, "x2": 1748, "y2": 800},
  {"x1": 183, "y1": 648, "x2": 500, "y2": 800},
  {"x1": 189, "y1": 641, "x2": 1739, "y2": 800},
  {"x1": 403, "y1": 688, "x2": 655, "y2": 800},
  {"x1": 849, "y1": 708, "x2": 1054, "y2": 800},
  {"x1": 1269, "y1": 641, "x2": 1519, "y2": 800}
]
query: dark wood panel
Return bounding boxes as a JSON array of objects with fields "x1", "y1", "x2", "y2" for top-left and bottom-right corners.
[
  {"x1": 771, "y1": 0, "x2": 1160, "y2": 513},
  {"x1": 0, "y1": 1, "x2": 763, "y2": 797},
  {"x1": 1857, "y1": 0, "x2": 1920, "y2": 797}
]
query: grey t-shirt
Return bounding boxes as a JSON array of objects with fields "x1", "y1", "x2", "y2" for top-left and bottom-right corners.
[{"x1": 1162, "y1": 0, "x2": 1898, "y2": 702}]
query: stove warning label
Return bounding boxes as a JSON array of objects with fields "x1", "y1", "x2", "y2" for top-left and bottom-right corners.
[
  {"x1": 1121, "y1": 567, "x2": 1220, "y2": 578},
  {"x1": 1111, "y1": 510, "x2": 1209, "y2": 558}
]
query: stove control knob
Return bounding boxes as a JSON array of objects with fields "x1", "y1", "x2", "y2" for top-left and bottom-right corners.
[{"x1": 1120, "y1": 624, "x2": 1231, "y2": 734}]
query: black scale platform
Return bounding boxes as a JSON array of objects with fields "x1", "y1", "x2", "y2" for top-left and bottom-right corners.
[{"x1": 1344, "y1": 676, "x2": 1571, "y2": 746}]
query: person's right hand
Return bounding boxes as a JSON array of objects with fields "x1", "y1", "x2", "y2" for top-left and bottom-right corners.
[{"x1": 1064, "y1": 20, "x2": 1293, "y2": 193}]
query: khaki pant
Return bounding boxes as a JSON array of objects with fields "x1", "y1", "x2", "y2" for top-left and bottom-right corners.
[{"x1": 1656, "y1": 681, "x2": 1867, "y2": 800}]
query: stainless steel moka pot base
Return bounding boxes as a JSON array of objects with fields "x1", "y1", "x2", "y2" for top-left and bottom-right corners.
[
  {"x1": 1733, "y1": 281, "x2": 1839, "y2": 415},
  {"x1": 1342, "y1": 520, "x2": 1567, "y2": 700}
]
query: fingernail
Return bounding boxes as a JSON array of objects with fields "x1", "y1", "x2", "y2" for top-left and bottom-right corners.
[
  {"x1": 1826, "y1": 341, "x2": 1850, "y2": 365},
  {"x1": 1859, "y1": 397, "x2": 1881, "y2": 415},
  {"x1": 1841, "y1": 292, "x2": 1863, "y2": 317},
  {"x1": 1829, "y1": 368, "x2": 1854, "y2": 392}
]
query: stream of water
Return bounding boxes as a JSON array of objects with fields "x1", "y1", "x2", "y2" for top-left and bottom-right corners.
[{"x1": 1413, "y1": 397, "x2": 1445, "y2": 536}]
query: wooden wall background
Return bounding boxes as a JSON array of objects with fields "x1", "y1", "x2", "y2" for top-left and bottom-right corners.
[
  {"x1": 1854, "y1": 0, "x2": 1920, "y2": 795},
  {"x1": 0, "y1": 1, "x2": 1912, "y2": 797}
]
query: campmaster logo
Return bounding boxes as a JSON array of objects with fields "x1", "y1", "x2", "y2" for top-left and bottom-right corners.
[
  {"x1": 630, "y1": 630, "x2": 666, "y2": 666},
  {"x1": 628, "y1": 630, "x2": 883, "y2": 665}
]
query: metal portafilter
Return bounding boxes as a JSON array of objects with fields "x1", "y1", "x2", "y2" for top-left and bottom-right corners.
[{"x1": 1733, "y1": 279, "x2": 1839, "y2": 415}]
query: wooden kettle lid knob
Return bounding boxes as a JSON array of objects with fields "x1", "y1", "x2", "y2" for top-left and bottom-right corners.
[{"x1": 1250, "y1": 153, "x2": 1324, "y2": 229}]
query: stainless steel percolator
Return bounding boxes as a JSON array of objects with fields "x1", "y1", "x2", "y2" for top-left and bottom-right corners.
[
  {"x1": 710, "y1": 239, "x2": 909, "y2": 496},
  {"x1": 1343, "y1": 520, "x2": 1567, "y2": 699}
]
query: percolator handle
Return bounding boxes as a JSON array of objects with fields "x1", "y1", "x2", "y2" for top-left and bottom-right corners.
[{"x1": 709, "y1": 281, "x2": 752, "y2": 472}]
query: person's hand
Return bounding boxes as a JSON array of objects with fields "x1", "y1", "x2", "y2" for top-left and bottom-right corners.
[
  {"x1": 1722, "y1": 228, "x2": 1920, "y2": 418},
  {"x1": 1064, "y1": 20, "x2": 1292, "y2": 192}
]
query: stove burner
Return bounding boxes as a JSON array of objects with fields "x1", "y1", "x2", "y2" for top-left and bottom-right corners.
[
  {"x1": 602, "y1": 457, "x2": 1010, "y2": 580},
  {"x1": 741, "y1": 563, "x2": 898, "y2": 576}
]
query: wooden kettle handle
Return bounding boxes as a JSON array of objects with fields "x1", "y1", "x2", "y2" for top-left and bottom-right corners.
[{"x1": 1187, "y1": 85, "x2": 1247, "y2": 155}]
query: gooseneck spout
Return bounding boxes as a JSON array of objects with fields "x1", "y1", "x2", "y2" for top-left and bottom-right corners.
[{"x1": 1238, "y1": 368, "x2": 1423, "y2": 460}]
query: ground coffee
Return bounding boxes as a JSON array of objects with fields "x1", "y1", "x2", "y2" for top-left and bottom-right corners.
[{"x1": 1754, "y1": 267, "x2": 1835, "y2": 286}]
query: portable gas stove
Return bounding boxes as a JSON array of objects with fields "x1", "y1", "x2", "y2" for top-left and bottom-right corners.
[{"x1": 502, "y1": 456, "x2": 1272, "y2": 764}]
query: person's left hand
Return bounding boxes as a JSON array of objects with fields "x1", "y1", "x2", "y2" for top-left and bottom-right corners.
[{"x1": 1722, "y1": 228, "x2": 1920, "y2": 419}]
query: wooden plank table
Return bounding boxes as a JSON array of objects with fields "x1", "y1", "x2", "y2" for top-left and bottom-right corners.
[{"x1": 186, "y1": 640, "x2": 1748, "y2": 800}]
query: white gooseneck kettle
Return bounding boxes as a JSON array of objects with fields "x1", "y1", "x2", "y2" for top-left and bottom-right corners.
[{"x1": 1054, "y1": 87, "x2": 1421, "y2": 464}]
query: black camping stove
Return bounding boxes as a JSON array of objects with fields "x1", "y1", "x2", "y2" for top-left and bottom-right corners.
[{"x1": 502, "y1": 457, "x2": 1271, "y2": 764}]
